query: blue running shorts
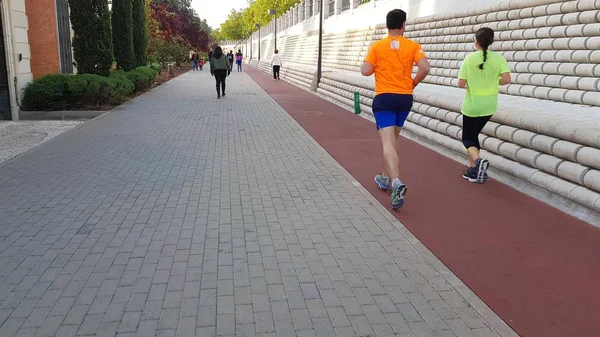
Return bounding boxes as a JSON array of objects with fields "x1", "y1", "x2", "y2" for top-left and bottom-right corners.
[
  {"x1": 374, "y1": 110, "x2": 410, "y2": 130},
  {"x1": 372, "y1": 94, "x2": 413, "y2": 130}
]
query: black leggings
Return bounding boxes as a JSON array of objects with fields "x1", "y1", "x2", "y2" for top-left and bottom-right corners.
[
  {"x1": 462, "y1": 115, "x2": 492, "y2": 150},
  {"x1": 273, "y1": 65, "x2": 280, "y2": 79},
  {"x1": 214, "y1": 70, "x2": 227, "y2": 95}
]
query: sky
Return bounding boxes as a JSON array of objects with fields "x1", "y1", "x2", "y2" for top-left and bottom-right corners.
[{"x1": 192, "y1": 0, "x2": 247, "y2": 30}]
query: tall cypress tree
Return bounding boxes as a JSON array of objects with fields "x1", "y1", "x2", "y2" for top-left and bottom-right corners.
[
  {"x1": 112, "y1": 0, "x2": 135, "y2": 71},
  {"x1": 132, "y1": 0, "x2": 148, "y2": 66},
  {"x1": 68, "y1": 0, "x2": 113, "y2": 76}
]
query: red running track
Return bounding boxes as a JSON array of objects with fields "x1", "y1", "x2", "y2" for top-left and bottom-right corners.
[{"x1": 246, "y1": 67, "x2": 600, "y2": 337}]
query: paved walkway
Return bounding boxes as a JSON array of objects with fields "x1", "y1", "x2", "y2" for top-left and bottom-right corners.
[
  {"x1": 0, "y1": 71, "x2": 513, "y2": 337},
  {"x1": 246, "y1": 66, "x2": 600, "y2": 337}
]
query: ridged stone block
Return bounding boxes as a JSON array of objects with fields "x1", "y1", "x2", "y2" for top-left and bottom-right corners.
[
  {"x1": 516, "y1": 148, "x2": 542, "y2": 167},
  {"x1": 482, "y1": 137, "x2": 504, "y2": 154},
  {"x1": 577, "y1": 147, "x2": 600, "y2": 170},
  {"x1": 531, "y1": 135, "x2": 559, "y2": 153},
  {"x1": 495, "y1": 125, "x2": 519, "y2": 142},
  {"x1": 569, "y1": 186, "x2": 600, "y2": 210},
  {"x1": 583, "y1": 170, "x2": 600, "y2": 193},
  {"x1": 552, "y1": 140, "x2": 583, "y2": 162},
  {"x1": 548, "y1": 178, "x2": 578, "y2": 198},
  {"x1": 512, "y1": 129, "x2": 537, "y2": 147},
  {"x1": 530, "y1": 171, "x2": 556, "y2": 190},
  {"x1": 535, "y1": 154, "x2": 564, "y2": 175},
  {"x1": 499, "y1": 142, "x2": 522, "y2": 161},
  {"x1": 557, "y1": 161, "x2": 590, "y2": 185}
]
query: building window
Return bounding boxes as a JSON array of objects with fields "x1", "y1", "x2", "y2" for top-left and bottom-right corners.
[{"x1": 56, "y1": 0, "x2": 74, "y2": 74}]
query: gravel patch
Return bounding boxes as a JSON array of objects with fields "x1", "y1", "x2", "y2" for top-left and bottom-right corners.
[{"x1": 0, "y1": 121, "x2": 83, "y2": 165}]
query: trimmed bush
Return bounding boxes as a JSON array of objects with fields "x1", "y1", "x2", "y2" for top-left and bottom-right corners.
[
  {"x1": 22, "y1": 67, "x2": 156, "y2": 111},
  {"x1": 112, "y1": 66, "x2": 157, "y2": 92},
  {"x1": 22, "y1": 75, "x2": 70, "y2": 111}
]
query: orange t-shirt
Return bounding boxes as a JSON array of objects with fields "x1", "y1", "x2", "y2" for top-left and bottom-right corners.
[{"x1": 364, "y1": 36, "x2": 426, "y2": 95}]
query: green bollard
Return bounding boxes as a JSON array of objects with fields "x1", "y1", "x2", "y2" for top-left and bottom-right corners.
[{"x1": 354, "y1": 92, "x2": 361, "y2": 114}]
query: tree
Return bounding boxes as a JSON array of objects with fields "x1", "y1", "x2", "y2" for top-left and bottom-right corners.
[
  {"x1": 68, "y1": 0, "x2": 113, "y2": 76},
  {"x1": 145, "y1": 0, "x2": 213, "y2": 63},
  {"x1": 198, "y1": 19, "x2": 212, "y2": 37},
  {"x1": 133, "y1": 0, "x2": 148, "y2": 66},
  {"x1": 112, "y1": 0, "x2": 136, "y2": 71},
  {"x1": 218, "y1": 0, "x2": 301, "y2": 41},
  {"x1": 155, "y1": 38, "x2": 190, "y2": 67},
  {"x1": 220, "y1": 10, "x2": 246, "y2": 41},
  {"x1": 150, "y1": 2, "x2": 210, "y2": 51},
  {"x1": 211, "y1": 29, "x2": 222, "y2": 42}
]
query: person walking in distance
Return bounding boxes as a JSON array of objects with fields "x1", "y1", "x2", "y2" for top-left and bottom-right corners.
[
  {"x1": 458, "y1": 28, "x2": 511, "y2": 183},
  {"x1": 235, "y1": 49, "x2": 243, "y2": 72},
  {"x1": 361, "y1": 9, "x2": 430, "y2": 210},
  {"x1": 227, "y1": 50, "x2": 235, "y2": 72},
  {"x1": 272, "y1": 49, "x2": 282, "y2": 80},
  {"x1": 191, "y1": 51, "x2": 199, "y2": 71},
  {"x1": 210, "y1": 46, "x2": 231, "y2": 99}
]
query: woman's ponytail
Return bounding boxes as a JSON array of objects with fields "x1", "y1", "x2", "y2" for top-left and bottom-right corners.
[
  {"x1": 476, "y1": 28, "x2": 494, "y2": 70},
  {"x1": 479, "y1": 49, "x2": 488, "y2": 70}
]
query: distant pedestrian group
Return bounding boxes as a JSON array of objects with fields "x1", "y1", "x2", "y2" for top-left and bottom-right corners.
[{"x1": 191, "y1": 52, "x2": 204, "y2": 71}]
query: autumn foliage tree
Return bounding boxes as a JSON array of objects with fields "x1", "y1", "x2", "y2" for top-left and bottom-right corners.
[{"x1": 145, "y1": 0, "x2": 212, "y2": 66}]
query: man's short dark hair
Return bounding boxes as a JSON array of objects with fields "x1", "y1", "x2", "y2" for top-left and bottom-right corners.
[{"x1": 386, "y1": 9, "x2": 407, "y2": 30}]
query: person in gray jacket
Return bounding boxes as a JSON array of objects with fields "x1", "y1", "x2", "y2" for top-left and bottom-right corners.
[{"x1": 210, "y1": 46, "x2": 232, "y2": 99}]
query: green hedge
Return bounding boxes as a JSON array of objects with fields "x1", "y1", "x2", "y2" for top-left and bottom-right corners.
[
  {"x1": 23, "y1": 66, "x2": 158, "y2": 111},
  {"x1": 112, "y1": 66, "x2": 157, "y2": 92}
]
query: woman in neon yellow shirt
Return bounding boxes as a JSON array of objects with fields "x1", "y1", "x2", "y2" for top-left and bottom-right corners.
[{"x1": 458, "y1": 28, "x2": 511, "y2": 184}]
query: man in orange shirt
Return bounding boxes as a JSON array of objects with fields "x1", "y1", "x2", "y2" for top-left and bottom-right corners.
[{"x1": 361, "y1": 9, "x2": 430, "y2": 210}]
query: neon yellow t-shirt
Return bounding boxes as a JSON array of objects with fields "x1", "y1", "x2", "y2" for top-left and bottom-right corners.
[{"x1": 458, "y1": 50, "x2": 510, "y2": 117}]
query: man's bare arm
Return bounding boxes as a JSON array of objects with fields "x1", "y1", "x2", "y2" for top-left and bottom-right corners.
[
  {"x1": 413, "y1": 58, "x2": 430, "y2": 88},
  {"x1": 361, "y1": 62, "x2": 375, "y2": 76}
]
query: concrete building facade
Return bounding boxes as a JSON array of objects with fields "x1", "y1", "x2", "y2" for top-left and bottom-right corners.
[{"x1": 0, "y1": 0, "x2": 32, "y2": 120}]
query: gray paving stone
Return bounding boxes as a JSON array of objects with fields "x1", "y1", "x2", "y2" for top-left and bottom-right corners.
[
  {"x1": 197, "y1": 306, "x2": 216, "y2": 327},
  {"x1": 77, "y1": 313, "x2": 104, "y2": 335},
  {"x1": 176, "y1": 316, "x2": 196, "y2": 337},
  {"x1": 0, "y1": 71, "x2": 513, "y2": 337},
  {"x1": 349, "y1": 315, "x2": 375, "y2": 336},
  {"x1": 236, "y1": 304, "x2": 254, "y2": 324},
  {"x1": 254, "y1": 311, "x2": 275, "y2": 334},
  {"x1": 36, "y1": 315, "x2": 65, "y2": 337},
  {"x1": 54, "y1": 325, "x2": 78, "y2": 337},
  {"x1": 274, "y1": 319, "x2": 295, "y2": 336},
  {"x1": 216, "y1": 313, "x2": 235, "y2": 335},
  {"x1": 136, "y1": 319, "x2": 158, "y2": 337}
]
